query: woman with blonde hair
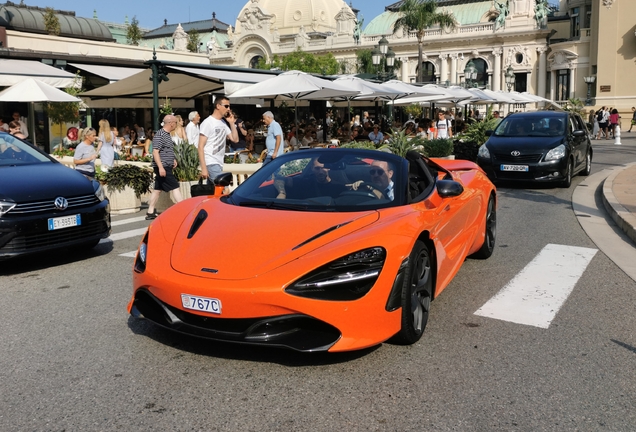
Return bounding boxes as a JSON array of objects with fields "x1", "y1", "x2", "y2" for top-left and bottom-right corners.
[
  {"x1": 171, "y1": 114, "x2": 187, "y2": 145},
  {"x1": 97, "y1": 119, "x2": 115, "y2": 170}
]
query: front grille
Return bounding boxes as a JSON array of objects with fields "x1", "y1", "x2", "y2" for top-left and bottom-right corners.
[
  {"x1": 494, "y1": 153, "x2": 543, "y2": 163},
  {"x1": 10, "y1": 195, "x2": 99, "y2": 215},
  {"x1": 2, "y1": 220, "x2": 108, "y2": 252}
]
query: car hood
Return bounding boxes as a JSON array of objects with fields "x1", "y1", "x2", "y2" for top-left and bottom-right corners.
[
  {"x1": 0, "y1": 162, "x2": 95, "y2": 202},
  {"x1": 170, "y1": 200, "x2": 380, "y2": 280},
  {"x1": 486, "y1": 136, "x2": 564, "y2": 152}
]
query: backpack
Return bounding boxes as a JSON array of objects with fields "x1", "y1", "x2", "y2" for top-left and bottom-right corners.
[{"x1": 596, "y1": 111, "x2": 604, "y2": 122}]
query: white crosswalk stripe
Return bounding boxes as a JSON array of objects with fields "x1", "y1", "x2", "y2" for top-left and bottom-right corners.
[{"x1": 474, "y1": 244, "x2": 598, "y2": 328}]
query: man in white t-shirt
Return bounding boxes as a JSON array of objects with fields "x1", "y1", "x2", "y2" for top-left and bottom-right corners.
[
  {"x1": 186, "y1": 111, "x2": 201, "y2": 147},
  {"x1": 198, "y1": 96, "x2": 238, "y2": 184},
  {"x1": 434, "y1": 111, "x2": 453, "y2": 139}
]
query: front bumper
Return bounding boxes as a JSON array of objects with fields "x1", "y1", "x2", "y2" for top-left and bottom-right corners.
[{"x1": 477, "y1": 157, "x2": 568, "y2": 182}]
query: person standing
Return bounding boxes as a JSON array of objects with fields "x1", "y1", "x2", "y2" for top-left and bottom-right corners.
[
  {"x1": 97, "y1": 119, "x2": 115, "y2": 171},
  {"x1": 230, "y1": 111, "x2": 248, "y2": 152},
  {"x1": 73, "y1": 128, "x2": 98, "y2": 178},
  {"x1": 434, "y1": 111, "x2": 453, "y2": 139},
  {"x1": 262, "y1": 111, "x2": 283, "y2": 166},
  {"x1": 146, "y1": 115, "x2": 183, "y2": 220},
  {"x1": 198, "y1": 96, "x2": 238, "y2": 183},
  {"x1": 171, "y1": 115, "x2": 187, "y2": 145},
  {"x1": 185, "y1": 111, "x2": 200, "y2": 146},
  {"x1": 628, "y1": 107, "x2": 636, "y2": 133},
  {"x1": 609, "y1": 108, "x2": 620, "y2": 138}
]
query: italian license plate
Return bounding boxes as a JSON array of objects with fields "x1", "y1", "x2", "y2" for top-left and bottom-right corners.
[
  {"x1": 501, "y1": 164, "x2": 529, "y2": 172},
  {"x1": 47, "y1": 214, "x2": 81, "y2": 231},
  {"x1": 181, "y1": 294, "x2": 222, "y2": 315}
]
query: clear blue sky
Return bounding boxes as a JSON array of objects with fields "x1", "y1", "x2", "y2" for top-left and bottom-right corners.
[{"x1": 22, "y1": 1, "x2": 391, "y2": 30}]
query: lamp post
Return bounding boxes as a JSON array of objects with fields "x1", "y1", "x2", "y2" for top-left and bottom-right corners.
[
  {"x1": 583, "y1": 75, "x2": 596, "y2": 105},
  {"x1": 505, "y1": 65, "x2": 515, "y2": 92},
  {"x1": 464, "y1": 60, "x2": 478, "y2": 88},
  {"x1": 371, "y1": 36, "x2": 395, "y2": 83}
]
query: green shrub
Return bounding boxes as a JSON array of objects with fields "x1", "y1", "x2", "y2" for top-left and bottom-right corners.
[
  {"x1": 102, "y1": 164, "x2": 153, "y2": 198},
  {"x1": 423, "y1": 138, "x2": 454, "y2": 157},
  {"x1": 339, "y1": 140, "x2": 377, "y2": 150},
  {"x1": 173, "y1": 142, "x2": 200, "y2": 181},
  {"x1": 380, "y1": 129, "x2": 425, "y2": 157}
]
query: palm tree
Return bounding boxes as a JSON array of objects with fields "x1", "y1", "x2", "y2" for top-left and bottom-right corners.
[{"x1": 392, "y1": 0, "x2": 456, "y2": 83}]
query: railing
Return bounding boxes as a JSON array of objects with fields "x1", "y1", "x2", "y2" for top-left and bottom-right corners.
[
  {"x1": 362, "y1": 22, "x2": 495, "y2": 45},
  {"x1": 459, "y1": 23, "x2": 494, "y2": 34}
]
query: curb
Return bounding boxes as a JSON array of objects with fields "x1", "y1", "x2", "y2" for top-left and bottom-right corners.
[{"x1": 602, "y1": 162, "x2": 636, "y2": 246}]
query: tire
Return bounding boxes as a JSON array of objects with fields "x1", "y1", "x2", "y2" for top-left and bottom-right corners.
[
  {"x1": 581, "y1": 150, "x2": 592, "y2": 177},
  {"x1": 394, "y1": 240, "x2": 433, "y2": 345},
  {"x1": 560, "y1": 159, "x2": 573, "y2": 188},
  {"x1": 471, "y1": 194, "x2": 496, "y2": 259}
]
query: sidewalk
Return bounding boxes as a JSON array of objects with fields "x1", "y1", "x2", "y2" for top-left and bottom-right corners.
[{"x1": 601, "y1": 132, "x2": 636, "y2": 245}]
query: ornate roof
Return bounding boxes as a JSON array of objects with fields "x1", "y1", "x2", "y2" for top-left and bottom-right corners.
[{"x1": 143, "y1": 13, "x2": 230, "y2": 39}]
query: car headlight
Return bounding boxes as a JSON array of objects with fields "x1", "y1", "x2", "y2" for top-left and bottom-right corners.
[
  {"x1": 134, "y1": 231, "x2": 149, "y2": 273},
  {"x1": 477, "y1": 145, "x2": 490, "y2": 159},
  {"x1": 545, "y1": 144, "x2": 566, "y2": 161},
  {"x1": 0, "y1": 200, "x2": 16, "y2": 217},
  {"x1": 285, "y1": 247, "x2": 386, "y2": 301},
  {"x1": 93, "y1": 181, "x2": 106, "y2": 202}
]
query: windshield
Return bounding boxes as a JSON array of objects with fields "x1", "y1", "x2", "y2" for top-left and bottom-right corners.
[
  {"x1": 0, "y1": 133, "x2": 51, "y2": 166},
  {"x1": 227, "y1": 149, "x2": 406, "y2": 212},
  {"x1": 494, "y1": 115, "x2": 567, "y2": 137}
]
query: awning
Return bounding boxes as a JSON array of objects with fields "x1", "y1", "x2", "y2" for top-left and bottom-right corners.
[
  {"x1": 69, "y1": 63, "x2": 144, "y2": 83},
  {"x1": 80, "y1": 64, "x2": 278, "y2": 101},
  {"x1": 0, "y1": 59, "x2": 76, "y2": 87},
  {"x1": 82, "y1": 97, "x2": 194, "y2": 109}
]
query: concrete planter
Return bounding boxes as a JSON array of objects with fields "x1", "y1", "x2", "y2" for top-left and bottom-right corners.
[{"x1": 105, "y1": 185, "x2": 141, "y2": 215}]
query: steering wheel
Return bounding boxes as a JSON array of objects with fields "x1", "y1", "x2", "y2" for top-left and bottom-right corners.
[{"x1": 341, "y1": 182, "x2": 386, "y2": 200}]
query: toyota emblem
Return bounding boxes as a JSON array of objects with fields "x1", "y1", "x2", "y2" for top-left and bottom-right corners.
[
  {"x1": 54, "y1": 197, "x2": 69, "y2": 210},
  {"x1": 511, "y1": 150, "x2": 521, "y2": 156}
]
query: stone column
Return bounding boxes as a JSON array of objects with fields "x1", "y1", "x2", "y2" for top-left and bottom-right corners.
[
  {"x1": 537, "y1": 46, "x2": 547, "y2": 98},
  {"x1": 400, "y1": 57, "x2": 410, "y2": 82},
  {"x1": 569, "y1": 67, "x2": 575, "y2": 99},
  {"x1": 492, "y1": 48, "x2": 502, "y2": 91},
  {"x1": 450, "y1": 53, "x2": 458, "y2": 86},
  {"x1": 550, "y1": 70, "x2": 556, "y2": 101},
  {"x1": 439, "y1": 54, "x2": 448, "y2": 85}
]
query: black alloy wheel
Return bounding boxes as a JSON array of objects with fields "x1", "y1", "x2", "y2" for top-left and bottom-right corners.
[
  {"x1": 561, "y1": 159, "x2": 573, "y2": 188},
  {"x1": 582, "y1": 150, "x2": 592, "y2": 176},
  {"x1": 394, "y1": 240, "x2": 433, "y2": 345},
  {"x1": 471, "y1": 194, "x2": 496, "y2": 259}
]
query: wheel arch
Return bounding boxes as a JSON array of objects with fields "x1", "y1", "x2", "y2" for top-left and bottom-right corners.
[{"x1": 416, "y1": 231, "x2": 438, "y2": 300}]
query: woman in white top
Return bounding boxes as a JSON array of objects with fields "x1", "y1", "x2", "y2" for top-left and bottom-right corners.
[
  {"x1": 97, "y1": 119, "x2": 115, "y2": 170},
  {"x1": 171, "y1": 115, "x2": 187, "y2": 145}
]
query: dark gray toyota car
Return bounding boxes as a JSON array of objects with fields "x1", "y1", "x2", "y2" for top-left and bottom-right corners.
[{"x1": 476, "y1": 111, "x2": 592, "y2": 188}]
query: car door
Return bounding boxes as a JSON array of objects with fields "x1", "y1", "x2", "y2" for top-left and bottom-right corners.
[{"x1": 570, "y1": 114, "x2": 587, "y2": 170}]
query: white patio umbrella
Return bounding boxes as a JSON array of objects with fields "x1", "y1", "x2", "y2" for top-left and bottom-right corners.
[
  {"x1": 330, "y1": 75, "x2": 402, "y2": 124},
  {"x1": 228, "y1": 70, "x2": 360, "y2": 131},
  {"x1": 0, "y1": 78, "x2": 81, "y2": 147}
]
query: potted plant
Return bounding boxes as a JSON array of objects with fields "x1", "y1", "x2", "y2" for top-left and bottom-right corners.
[
  {"x1": 101, "y1": 164, "x2": 153, "y2": 215},
  {"x1": 454, "y1": 117, "x2": 498, "y2": 162},
  {"x1": 172, "y1": 142, "x2": 201, "y2": 200},
  {"x1": 423, "y1": 138, "x2": 454, "y2": 158},
  {"x1": 380, "y1": 129, "x2": 426, "y2": 157}
]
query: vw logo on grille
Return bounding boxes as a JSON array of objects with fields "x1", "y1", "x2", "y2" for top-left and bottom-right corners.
[
  {"x1": 511, "y1": 150, "x2": 521, "y2": 156},
  {"x1": 54, "y1": 197, "x2": 69, "y2": 210}
]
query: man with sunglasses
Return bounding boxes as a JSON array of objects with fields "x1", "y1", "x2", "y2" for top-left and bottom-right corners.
[
  {"x1": 349, "y1": 160, "x2": 395, "y2": 200},
  {"x1": 198, "y1": 96, "x2": 238, "y2": 184}
]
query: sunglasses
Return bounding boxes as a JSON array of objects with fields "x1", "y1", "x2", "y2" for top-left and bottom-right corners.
[
  {"x1": 222, "y1": 104, "x2": 231, "y2": 109},
  {"x1": 369, "y1": 168, "x2": 385, "y2": 176}
]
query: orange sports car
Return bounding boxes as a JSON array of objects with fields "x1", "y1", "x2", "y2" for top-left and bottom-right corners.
[{"x1": 128, "y1": 149, "x2": 496, "y2": 352}]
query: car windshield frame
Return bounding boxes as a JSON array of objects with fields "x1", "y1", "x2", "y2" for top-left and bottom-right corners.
[
  {"x1": 225, "y1": 149, "x2": 408, "y2": 212},
  {"x1": 0, "y1": 133, "x2": 52, "y2": 167},
  {"x1": 493, "y1": 114, "x2": 568, "y2": 138}
]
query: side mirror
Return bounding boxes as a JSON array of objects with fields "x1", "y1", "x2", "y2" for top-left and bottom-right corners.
[
  {"x1": 485, "y1": 130, "x2": 493, "y2": 136},
  {"x1": 436, "y1": 179, "x2": 464, "y2": 198},
  {"x1": 213, "y1": 172, "x2": 233, "y2": 187},
  {"x1": 572, "y1": 129, "x2": 586, "y2": 137}
]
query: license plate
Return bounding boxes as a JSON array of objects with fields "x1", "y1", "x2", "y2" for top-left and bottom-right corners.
[
  {"x1": 501, "y1": 164, "x2": 529, "y2": 172},
  {"x1": 181, "y1": 294, "x2": 222, "y2": 315},
  {"x1": 48, "y1": 214, "x2": 81, "y2": 230}
]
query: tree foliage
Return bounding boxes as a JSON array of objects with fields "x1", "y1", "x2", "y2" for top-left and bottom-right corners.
[
  {"x1": 256, "y1": 48, "x2": 339, "y2": 75},
  {"x1": 393, "y1": 0, "x2": 456, "y2": 83},
  {"x1": 126, "y1": 16, "x2": 143, "y2": 46},
  {"x1": 43, "y1": 7, "x2": 61, "y2": 36},
  {"x1": 186, "y1": 29, "x2": 201, "y2": 53},
  {"x1": 44, "y1": 73, "x2": 83, "y2": 126}
]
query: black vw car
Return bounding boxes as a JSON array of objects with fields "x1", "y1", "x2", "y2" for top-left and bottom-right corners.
[
  {"x1": 0, "y1": 133, "x2": 110, "y2": 261},
  {"x1": 476, "y1": 111, "x2": 592, "y2": 187}
]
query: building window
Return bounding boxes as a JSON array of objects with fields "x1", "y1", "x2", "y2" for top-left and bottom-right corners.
[
  {"x1": 249, "y1": 55, "x2": 263, "y2": 69},
  {"x1": 570, "y1": 7, "x2": 580, "y2": 38},
  {"x1": 557, "y1": 69, "x2": 570, "y2": 101},
  {"x1": 417, "y1": 61, "x2": 436, "y2": 83},
  {"x1": 514, "y1": 73, "x2": 527, "y2": 92},
  {"x1": 584, "y1": 10, "x2": 591, "y2": 29},
  {"x1": 472, "y1": 58, "x2": 488, "y2": 87}
]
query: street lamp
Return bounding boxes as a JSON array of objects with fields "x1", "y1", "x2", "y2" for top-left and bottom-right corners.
[
  {"x1": 371, "y1": 36, "x2": 395, "y2": 82},
  {"x1": 464, "y1": 60, "x2": 478, "y2": 88},
  {"x1": 583, "y1": 75, "x2": 596, "y2": 105},
  {"x1": 505, "y1": 65, "x2": 515, "y2": 92}
]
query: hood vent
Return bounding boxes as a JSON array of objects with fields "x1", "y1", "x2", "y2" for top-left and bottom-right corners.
[
  {"x1": 187, "y1": 209, "x2": 208, "y2": 239},
  {"x1": 292, "y1": 221, "x2": 352, "y2": 251}
]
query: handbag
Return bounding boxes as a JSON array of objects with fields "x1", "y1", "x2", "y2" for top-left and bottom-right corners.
[{"x1": 190, "y1": 178, "x2": 216, "y2": 197}]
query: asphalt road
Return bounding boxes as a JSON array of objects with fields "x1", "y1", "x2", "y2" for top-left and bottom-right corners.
[{"x1": 1, "y1": 140, "x2": 635, "y2": 431}]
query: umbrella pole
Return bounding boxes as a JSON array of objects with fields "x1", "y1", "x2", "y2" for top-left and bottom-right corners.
[
  {"x1": 28, "y1": 102, "x2": 37, "y2": 149},
  {"x1": 294, "y1": 99, "x2": 298, "y2": 137}
]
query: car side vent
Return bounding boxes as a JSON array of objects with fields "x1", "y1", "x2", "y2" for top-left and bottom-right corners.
[{"x1": 187, "y1": 210, "x2": 208, "y2": 239}]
